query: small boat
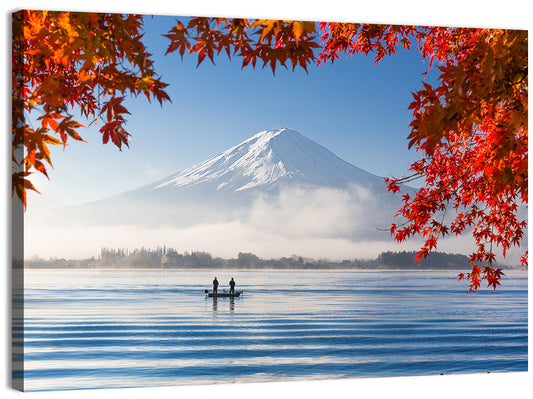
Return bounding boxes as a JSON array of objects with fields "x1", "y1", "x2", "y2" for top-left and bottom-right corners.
[{"x1": 204, "y1": 290, "x2": 243, "y2": 298}]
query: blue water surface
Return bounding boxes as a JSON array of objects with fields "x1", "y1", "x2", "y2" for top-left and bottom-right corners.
[{"x1": 17, "y1": 269, "x2": 528, "y2": 391}]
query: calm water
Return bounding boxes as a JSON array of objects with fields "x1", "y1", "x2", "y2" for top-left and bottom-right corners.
[{"x1": 16, "y1": 269, "x2": 527, "y2": 391}]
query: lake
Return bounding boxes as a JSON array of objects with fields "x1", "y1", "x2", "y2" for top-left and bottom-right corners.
[{"x1": 15, "y1": 268, "x2": 528, "y2": 391}]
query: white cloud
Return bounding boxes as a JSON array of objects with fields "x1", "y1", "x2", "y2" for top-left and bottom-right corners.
[
  {"x1": 247, "y1": 184, "x2": 383, "y2": 238},
  {"x1": 23, "y1": 184, "x2": 525, "y2": 266},
  {"x1": 24, "y1": 221, "x2": 400, "y2": 260}
]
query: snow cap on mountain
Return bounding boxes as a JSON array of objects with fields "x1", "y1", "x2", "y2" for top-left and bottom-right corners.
[{"x1": 154, "y1": 128, "x2": 383, "y2": 192}]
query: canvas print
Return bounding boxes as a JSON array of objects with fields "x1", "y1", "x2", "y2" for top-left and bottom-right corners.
[{"x1": 12, "y1": 10, "x2": 528, "y2": 392}]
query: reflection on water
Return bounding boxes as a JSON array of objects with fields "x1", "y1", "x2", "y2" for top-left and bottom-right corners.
[
  {"x1": 209, "y1": 296, "x2": 238, "y2": 312},
  {"x1": 21, "y1": 269, "x2": 527, "y2": 391}
]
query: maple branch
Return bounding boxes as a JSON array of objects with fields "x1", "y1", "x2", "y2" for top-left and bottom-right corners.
[{"x1": 390, "y1": 171, "x2": 424, "y2": 185}]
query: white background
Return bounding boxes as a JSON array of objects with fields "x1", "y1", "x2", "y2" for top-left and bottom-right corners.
[{"x1": 2, "y1": 1, "x2": 530, "y2": 397}]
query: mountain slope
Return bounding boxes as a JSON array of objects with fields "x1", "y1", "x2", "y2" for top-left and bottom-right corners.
[
  {"x1": 142, "y1": 128, "x2": 384, "y2": 194},
  {"x1": 40, "y1": 128, "x2": 411, "y2": 239}
]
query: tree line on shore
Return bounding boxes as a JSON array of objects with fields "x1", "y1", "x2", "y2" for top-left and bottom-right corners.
[{"x1": 22, "y1": 247, "x2": 482, "y2": 270}]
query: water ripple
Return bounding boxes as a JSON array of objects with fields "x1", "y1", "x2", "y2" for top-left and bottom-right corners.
[{"x1": 20, "y1": 269, "x2": 528, "y2": 391}]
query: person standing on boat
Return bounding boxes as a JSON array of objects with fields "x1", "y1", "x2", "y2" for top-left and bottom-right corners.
[
  {"x1": 213, "y1": 277, "x2": 219, "y2": 294},
  {"x1": 229, "y1": 278, "x2": 236, "y2": 294}
]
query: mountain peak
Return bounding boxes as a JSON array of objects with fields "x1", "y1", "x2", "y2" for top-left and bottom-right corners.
[
  {"x1": 154, "y1": 128, "x2": 382, "y2": 192},
  {"x1": 241, "y1": 128, "x2": 300, "y2": 147}
]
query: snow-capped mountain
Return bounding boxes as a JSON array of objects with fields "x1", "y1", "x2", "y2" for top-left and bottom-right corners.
[
  {"x1": 50, "y1": 128, "x2": 411, "y2": 239},
  {"x1": 27, "y1": 128, "x2": 419, "y2": 259},
  {"x1": 147, "y1": 128, "x2": 384, "y2": 193}
]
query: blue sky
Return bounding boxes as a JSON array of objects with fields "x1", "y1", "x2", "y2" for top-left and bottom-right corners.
[{"x1": 27, "y1": 14, "x2": 435, "y2": 207}]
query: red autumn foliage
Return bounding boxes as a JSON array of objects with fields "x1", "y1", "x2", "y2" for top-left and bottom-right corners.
[{"x1": 12, "y1": 10, "x2": 171, "y2": 209}]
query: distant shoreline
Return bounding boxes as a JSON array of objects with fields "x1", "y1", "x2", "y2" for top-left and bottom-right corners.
[
  {"x1": 20, "y1": 265, "x2": 472, "y2": 271},
  {"x1": 19, "y1": 249, "x2": 520, "y2": 270}
]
